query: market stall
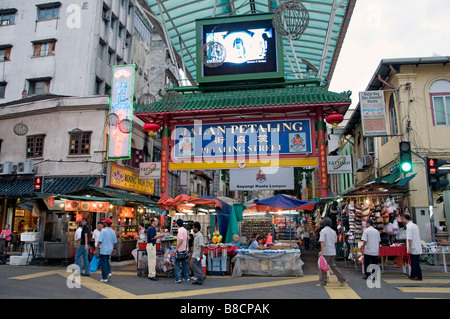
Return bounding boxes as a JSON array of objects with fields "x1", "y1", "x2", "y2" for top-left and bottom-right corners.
[
  {"x1": 330, "y1": 182, "x2": 410, "y2": 270},
  {"x1": 232, "y1": 194, "x2": 316, "y2": 277}
]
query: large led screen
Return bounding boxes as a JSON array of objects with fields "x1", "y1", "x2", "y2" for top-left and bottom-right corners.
[{"x1": 196, "y1": 13, "x2": 284, "y2": 85}]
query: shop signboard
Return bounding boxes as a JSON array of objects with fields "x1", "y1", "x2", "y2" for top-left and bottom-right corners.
[
  {"x1": 107, "y1": 64, "x2": 136, "y2": 161},
  {"x1": 172, "y1": 119, "x2": 312, "y2": 162},
  {"x1": 327, "y1": 155, "x2": 352, "y2": 174},
  {"x1": 64, "y1": 201, "x2": 108, "y2": 212},
  {"x1": 229, "y1": 167, "x2": 294, "y2": 191},
  {"x1": 139, "y1": 162, "x2": 161, "y2": 180},
  {"x1": 359, "y1": 91, "x2": 388, "y2": 137},
  {"x1": 106, "y1": 162, "x2": 154, "y2": 195}
]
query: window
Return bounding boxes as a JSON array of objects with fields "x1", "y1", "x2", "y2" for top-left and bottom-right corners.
[
  {"x1": 27, "y1": 135, "x2": 45, "y2": 158},
  {"x1": 389, "y1": 94, "x2": 398, "y2": 135},
  {"x1": 28, "y1": 78, "x2": 51, "y2": 95},
  {"x1": 430, "y1": 79, "x2": 450, "y2": 126},
  {"x1": 98, "y1": 39, "x2": 106, "y2": 58},
  {"x1": 69, "y1": 131, "x2": 92, "y2": 155},
  {"x1": 107, "y1": 48, "x2": 114, "y2": 65},
  {"x1": 33, "y1": 40, "x2": 56, "y2": 57},
  {"x1": 110, "y1": 14, "x2": 116, "y2": 30},
  {"x1": 0, "y1": 9, "x2": 16, "y2": 26},
  {"x1": 0, "y1": 45, "x2": 12, "y2": 61},
  {"x1": 0, "y1": 82, "x2": 6, "y2": 98},
  {"x1": 124, "y1": 149, "x2": 144, "y2": 168},
  {"x1": 118, "y1": 24, "x2": 124, "y2": 38},
  {"x1": 37, "y1": 3, "x2": 60, "y2": 21},
  {"x1": 95, "y1": 77, "x2": 103, "y2": 95}
]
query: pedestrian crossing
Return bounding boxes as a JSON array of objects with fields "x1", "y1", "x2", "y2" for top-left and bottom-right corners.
[
  {"x1": 6, "y1": 267, "x2": 450, "y2": 299},
  {"x1": 382, "y1": 274, "x2": 450, "y2": 299}
]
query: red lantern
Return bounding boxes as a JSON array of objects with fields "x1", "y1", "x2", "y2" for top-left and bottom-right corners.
[
  {"x1": 325, "y1": 112, "x2": 344, "y2": 129},
  {"x1": 143, "y1": 122, "x2": 161, "y2": 137}
]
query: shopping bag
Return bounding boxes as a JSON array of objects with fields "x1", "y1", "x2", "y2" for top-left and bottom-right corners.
[
  {"x1": 318, "y1": 255, "x2": 330, "y2": 272},
  {"x1": 89, "y1": 255, "x2": 99, "y2": 273}
]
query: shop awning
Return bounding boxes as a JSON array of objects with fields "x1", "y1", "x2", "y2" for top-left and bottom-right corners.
[
  {"x1": 35, "y1": 192, "x2": 126, "y2": 206},
  {"x1": 395, "y1": 174, "x2": 416, "y2": 187},
  {"x1": 0, "y1": 177, "x2": 98, "y2": 198},
  {"x1": 84, "y1": 185, "x2": 158, "y2": 206}
]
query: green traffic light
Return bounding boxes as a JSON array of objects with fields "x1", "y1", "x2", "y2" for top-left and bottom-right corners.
[{"x1": 401, "y1": 162, "x2": 412, "y2": 173}]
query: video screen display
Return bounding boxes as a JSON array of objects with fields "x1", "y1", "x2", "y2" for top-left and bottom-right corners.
[{"x1": 200, "y1": 17, "x2": 280, "y2": 79}]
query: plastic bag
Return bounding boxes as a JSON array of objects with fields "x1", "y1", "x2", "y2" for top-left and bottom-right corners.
[
  {"x1": 89, "y1": 255, "x2": 99, "y2": 273},
  {"x1": 318, "y1": 255, "x2": 330, "y2": 272}
]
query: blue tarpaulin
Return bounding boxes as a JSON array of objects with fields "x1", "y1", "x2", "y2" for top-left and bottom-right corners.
[{"x1": 253, "y1": 194, "x2": 316, "y2": 211}]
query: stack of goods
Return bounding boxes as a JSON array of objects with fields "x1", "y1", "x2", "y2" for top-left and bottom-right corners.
[
  {"x1": 347, "y1": 201, "x2": 356, "y2": 241},
  {"x1": 373, "y1": 199, "x2": 385, "y2": 231},
  {"x1": 353, "y1": 202, "x2": 363, "y2": 240}
]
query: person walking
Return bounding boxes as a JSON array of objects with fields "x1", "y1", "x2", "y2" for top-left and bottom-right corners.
[
  {"x1": 147, "y1": 218, "x2": 166, "y2": 281},
  {"x1": 191, "y1": 222, "x2": 206, "y2": 285},
  {"x1": 403, "y1": 214, "x2": 422, "y2": 281},
  {"x1": 92, "y1": 221, "x2": 103, "y2": 256},
  {"x1": 73, "y1": 218, "x2": 90, "y2": 276},
  {"x1": 318, "y1": 217, "x2": 348, "y2": 287},
  {"x1": 173, "y1": 219, "x2": 190, "y2": 283},
  {"x1": 361, "y1": 219, "x2": 381, "y2": 279},
  {"x1": 95, "y1": 218, "x2": 117, "y2": 283}
]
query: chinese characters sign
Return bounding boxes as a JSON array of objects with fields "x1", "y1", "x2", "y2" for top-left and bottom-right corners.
[{"x1": 107, "y1": 65, "x2": 136, "y2": 160}]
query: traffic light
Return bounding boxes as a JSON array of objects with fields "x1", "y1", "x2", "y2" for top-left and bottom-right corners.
[
  {"x1": 399, "y1": 141, "x2": 413, "y2": 173},
  {"x1": 427, "y1": 158, "x2": 449, "y2": 191},
  {"x1": 34, "y1": 176, "x2": 43, "y2": 192}
]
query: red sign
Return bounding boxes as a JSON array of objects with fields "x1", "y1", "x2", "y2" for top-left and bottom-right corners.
[{"x1": 117, "y1": 206, "x2": 135, "y2": 218}]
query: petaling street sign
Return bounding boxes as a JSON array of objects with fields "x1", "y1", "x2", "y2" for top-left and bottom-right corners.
[{"x1": 170, "y1": 118, "x2": 318, "y2": 170}]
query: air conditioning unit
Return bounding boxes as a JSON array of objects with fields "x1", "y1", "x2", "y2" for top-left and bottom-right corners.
[
  {"x1": 356, "y1": 156, "x2": 372, "y2": 172},
  {"x1": 356, "y1": 158, "x2": 365, "y2": 172},
  {"x1": 0, "y1": 161, "x2": 14, "y2": 175},
  {"x1": 17, "y1": 160, "x2": 35, "y2": 175},
  {"x1": 361, "y1": 155, "x2": 372, "y2": 167}
]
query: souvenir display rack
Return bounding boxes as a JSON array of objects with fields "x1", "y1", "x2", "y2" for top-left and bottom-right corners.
[{"x1": 241, "y1": 218, "x2": 273, "y2": 245}]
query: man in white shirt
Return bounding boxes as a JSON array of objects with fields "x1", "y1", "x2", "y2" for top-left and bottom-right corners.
[
  {"x1": 403, "y1": 214, "x2": 422, "y2": 281},
  {"x1": 361, "y1": 219, "x2": 381, "y2": 279},
  {"x1": 318, "y1": 218, "x2": 348, "y2": 286}
]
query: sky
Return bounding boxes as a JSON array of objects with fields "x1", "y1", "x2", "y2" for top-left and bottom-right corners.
[{"x1": 328, "y1": 0, "x2": 450, "y2": 115}]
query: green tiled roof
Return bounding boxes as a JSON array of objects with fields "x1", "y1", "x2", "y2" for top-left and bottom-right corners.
[
  {"x1": 0, "y1": 177, "x2": 98, "y2": 198},
  {"x1": 134, "y1": 86, "x2": 352, "y2": 114}
]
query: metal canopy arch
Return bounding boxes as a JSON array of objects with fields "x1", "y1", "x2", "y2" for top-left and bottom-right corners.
[{"x1": 143, "y1": 0, "x2": 356, "y2": 85}]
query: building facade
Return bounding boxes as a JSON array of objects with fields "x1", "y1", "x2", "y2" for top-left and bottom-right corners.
[{"x1": 343, "y1": 56, "x2": 450, "y2": 241}]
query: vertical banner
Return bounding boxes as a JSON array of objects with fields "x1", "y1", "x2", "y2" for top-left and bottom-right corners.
[
  {"x1": 107, "y1": 64, "x2": 136, "y2": 160},
  {"x1": 359, "y1": 91, "x2": 388, "y2": 137}
]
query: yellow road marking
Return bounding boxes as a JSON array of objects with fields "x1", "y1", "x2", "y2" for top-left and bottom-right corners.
[
  {"x1": 57, "y1": 269, "x2": 137, "y2": 299},
  {"x1": 137, "y1": 276, "x2": 318, "y2": 299},
  {"x1": 324, "y1": 277, "x2": 360, "y2": 299},
  {"x1": 397, "y1": 287, "x2": 450, "y2": 294},
  {"x1": 384, "y1": 279, "x2": 450, "y2": 284},
  {"x1": 10, "y1": 270, "x2": 60, "y2": 281}
]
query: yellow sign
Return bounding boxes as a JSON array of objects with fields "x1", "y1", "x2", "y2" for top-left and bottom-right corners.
[
  {"x1": 107, "y1": 163, "x2": 154, "y2": 195},
  {"x1": 169, "y1": 158, "x2": 318, "y2": 171}
]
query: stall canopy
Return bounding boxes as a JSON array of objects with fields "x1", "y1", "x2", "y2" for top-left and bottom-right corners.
[
  {"x1": 157, "y1": 194, "x2": 222, "y2": 210},
  {"x1": 253, "y1": 194, "x2": 317, "y2": 212}
]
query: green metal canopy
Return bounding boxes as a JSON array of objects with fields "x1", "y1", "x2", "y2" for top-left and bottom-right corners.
[{"x1": 143, "y1": 0, "x2": 356, "y2": 85}]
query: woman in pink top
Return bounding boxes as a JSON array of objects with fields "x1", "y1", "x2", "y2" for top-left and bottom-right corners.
[{"x1": 1, "y1": 224, "x2": 13, "y2": 248}]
